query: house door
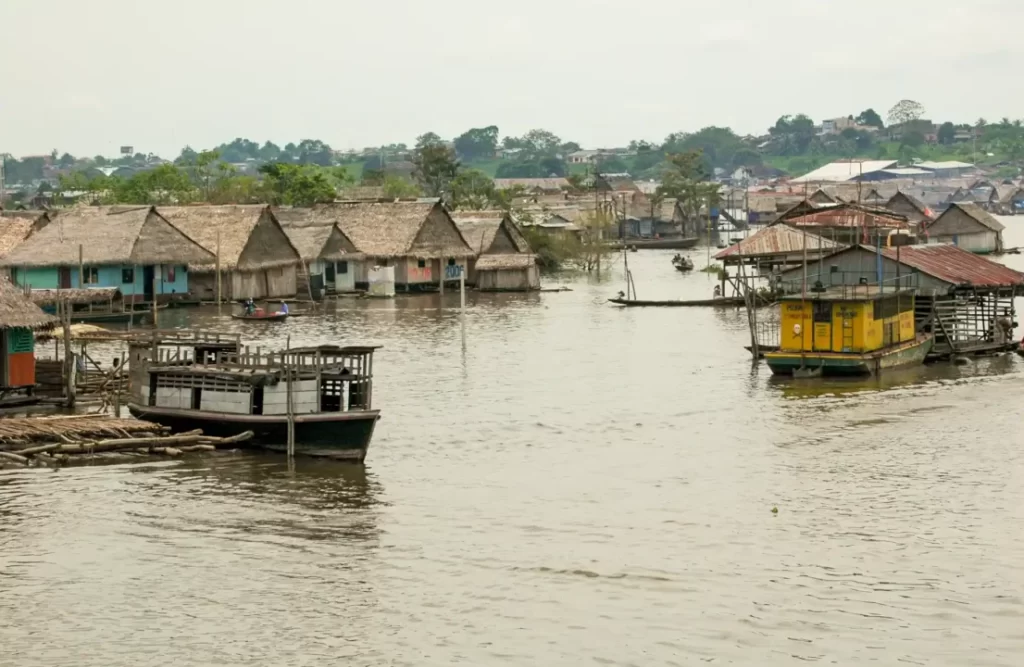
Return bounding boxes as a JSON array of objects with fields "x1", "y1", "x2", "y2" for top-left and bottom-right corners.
[
  {"x1": 841, "y1": 311, "x2": 855, "y2": 352},
  {"x1": 58, "y1": 268, "x2": 72, "y2": 289},
  {"x1": 143, "y1": 265, "x2": 155, "y2": 301},
  {"x1": 325, "y1": 262, "x2": 336, "y2": 285}
]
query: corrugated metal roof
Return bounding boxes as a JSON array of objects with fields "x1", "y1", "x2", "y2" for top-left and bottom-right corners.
[
  {"x1": 879, "y1": 244, "x2": 1024, "y2": 288},
  {"x1": 879, "y1": 168, "x2": 933, "y2": 177},
  {"x1": 715, "y1": 224, "x2": 843, "y2": 260},
  {"x1": 791, "y1": 160, "x2": 897, "y2": 183},
  {"x1": 915, "y1": 161, "x2": 975, "y2": 170},
  {"x1": 787, "y1": 207, "x2": 910, "y2": 229}
]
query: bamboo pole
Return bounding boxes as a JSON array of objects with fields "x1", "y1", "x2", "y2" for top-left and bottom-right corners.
[
  {"x1": 78, "y1": 245, "x2": 84, "y2": 287},
  {"x1": 152, "y1": 269, "x2": 159, "y2": 329}
]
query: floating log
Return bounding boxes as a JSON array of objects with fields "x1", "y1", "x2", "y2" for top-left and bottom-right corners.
[{"x1": 0, "y1": 451, "x2": 28, "y2": 465}]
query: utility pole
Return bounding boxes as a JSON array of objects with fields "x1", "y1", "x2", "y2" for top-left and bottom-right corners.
[{"x1": 0, "y1": 155, "x2": 6, "y2": 206}]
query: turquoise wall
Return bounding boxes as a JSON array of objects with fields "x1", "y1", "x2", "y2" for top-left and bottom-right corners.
[{"x1": 13, "y1": 264, "x2": 190, "y2": 295}]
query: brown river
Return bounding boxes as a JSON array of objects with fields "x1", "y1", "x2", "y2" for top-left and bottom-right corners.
[{"x1": 2, "y1": 221, "x2": 1024, "y2": 665}]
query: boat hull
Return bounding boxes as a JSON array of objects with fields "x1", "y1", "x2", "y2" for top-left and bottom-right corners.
[
  {"x1": 127, "y1": 404, "x2": 379, "y2": 461},
  {"x1": 230, "y1": 313, "x2": 289, "y2": 321},
  {"x1": 614, "y1": 237, "x2": 699, "y2": 250},
  {"x1": 765, "y1": 335, "x2": 933, "y2": 377},
  {"x1": 608, "y1": 296, "x2": 752, "y2": 307}
]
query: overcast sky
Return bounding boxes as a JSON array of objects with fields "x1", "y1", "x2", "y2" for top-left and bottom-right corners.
[{"x1": 2, "y1": 0, "x2": 1021, "y2": 158}]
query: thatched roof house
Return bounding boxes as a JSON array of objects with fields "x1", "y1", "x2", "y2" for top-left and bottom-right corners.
[
  {"x1": 0, "y1": 279, "x2": 57, "y2": 330},
  {"x1": 274, "y1": 207, "x2": 365, "y2": 293},
  {"x1": 158, "y1": 205, "x2": 301, "y2": 300},
  {"x1": 450, "y1": 210, "x2": 539, "y2": 291},
  {"x1": 0, "y1": 277, "x2": 59, "y2": 391},
  {"x1": 1, "y1": 206, "x2": 213, "y2": 269},
  {"x1": 0, "y1": 211, "x2": 48, "y2": 261},
  {"x1": 924, "y1": 202, "x2": 1005, "y2": 254},
  {"x1": 312, "y1": 200, "x2": 473, "y2": 289}
]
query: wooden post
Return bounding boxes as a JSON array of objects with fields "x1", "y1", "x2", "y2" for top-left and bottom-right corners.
[
  {"x1": 439, "y1": 257, "x2": 445, "y2": 296},
  {"x1": 113, "y1": 351, "x2": 125, "y2": 417},
  {"x1": 60, "y1": 299, "x2": 75, "y2": 408},
  {"x1": 459, "y1": 264, "x2": 466, "y2": 314},
  {"x1": 216, "y1": 231, "x2": 222, "y2": 311},
  {"x1": 152, "y1": 270, "x2": 159, "y2": 329},
  {"x1": 77, "y1": 244, "x2": 84, "y2": 287},
  {"x1": 285, "y1": 357, "x2": 295, "y2": 459}
]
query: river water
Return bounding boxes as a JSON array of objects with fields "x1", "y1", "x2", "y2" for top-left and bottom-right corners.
[{"x1": 2, "y1": 221, "x2": 1024, "y2": 665}]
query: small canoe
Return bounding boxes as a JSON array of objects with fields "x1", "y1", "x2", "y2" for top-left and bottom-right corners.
[
  {"x1": 231, "y1": 312, "x2": 289, "y2": 321},
  {"x1": 608, "y1": 296, "x2": 750, "y2": 307}
]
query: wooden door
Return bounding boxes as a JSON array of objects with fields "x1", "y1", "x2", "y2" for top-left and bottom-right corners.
[{"x1": 58, "y1": 268, "x2": 72, "y2": 289}]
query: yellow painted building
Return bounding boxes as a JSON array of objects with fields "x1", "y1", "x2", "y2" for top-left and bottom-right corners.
[{"x1": 767, "y1": 286, "x2": 931, "y2": 376}]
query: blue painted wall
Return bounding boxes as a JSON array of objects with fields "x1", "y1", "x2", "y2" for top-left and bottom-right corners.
[{"x1": 12, "y1": 264, "x2": 190, "y2": 295}]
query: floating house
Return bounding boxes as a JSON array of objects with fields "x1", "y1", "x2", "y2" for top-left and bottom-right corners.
[
  {"x1": 779, "y1": 203, "x2": 911, "y2": 245},
  {"x1": 275, "y1": 208, "x2": 364, "y2": 294},
  {"x1": 923, "y1": 203, "x2": 1004, "y2": 254},
  {"x1": 320, "y1": 200, "x2": 474, "y2": 291},
  {"x1": 451, "y1": 211, "x2": 540, "y2": 291},
  {"x1": 765, "y1": 286, "x2": 930, "y2": 376},
  {"x1": 158, "y1": 205, "x2": 301, "y2": 300},
  {"x1": 0, "y1": 206, "x2": 213, "y2": 302},
  {"x1": 0, "y1": 278, "x2": 57, "y2": 393},
  {"x1": 778, "y1": 243, "x2": 1024, "y2": 358},
  {"x1": 885, "y1": 191, "x2": 933, "y2": 225},
  {"x1": 0, "y1": 210, "x2": 49, "y2": 277}
]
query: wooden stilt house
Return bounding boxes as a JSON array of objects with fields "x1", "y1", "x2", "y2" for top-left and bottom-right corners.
[
  {"x1": 274, "y1": 208, "x2": 365, "y2": 295},
  {"x1": 0, "y1": 206, "x2": 214, "y2": 303},
  {"x1": 158, "y1": 205, "x2": 301, "y2": 301},
  {"x1": 0, "y1": 278, "x2": 57, "y2": 393},
  {"x1": 451, "y1": 210, "x2": 540, "y2": 291}
]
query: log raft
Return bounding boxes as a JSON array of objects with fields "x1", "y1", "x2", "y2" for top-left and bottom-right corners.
[{"x1": 0, "y1": 415, "x2": 253, "y2": 468}]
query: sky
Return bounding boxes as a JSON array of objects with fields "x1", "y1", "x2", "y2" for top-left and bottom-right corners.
[{"x1": 2, "y1": 0, "x2": 1023, "y2": 159}]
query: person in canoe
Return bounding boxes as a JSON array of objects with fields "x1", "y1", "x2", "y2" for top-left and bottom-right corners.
[
  {"x1": 279, "y1": 302, "x2": 289, "y2": 315},
  {"x1": 244, "y1": 298, "x2": 255, "y2": 316}
]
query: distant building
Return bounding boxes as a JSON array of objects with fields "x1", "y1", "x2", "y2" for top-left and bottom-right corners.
[
  {"x1": 924, "y1": 202, "x2": 1004, "y2": 254},
  {"x1": 791, "y1": 160, "x2": 898, "y2": 183},
  {"x1": 567, "y1": 150, "x2": 602, "y2": 165}
]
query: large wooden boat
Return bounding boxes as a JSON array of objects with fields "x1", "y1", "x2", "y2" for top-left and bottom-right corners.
[
  {"x1": 764, "y1": 286, "x2": 933, "y2": 377},
  {"x1": 127, "y1": 344, "x2": 381, "y2": 461}
]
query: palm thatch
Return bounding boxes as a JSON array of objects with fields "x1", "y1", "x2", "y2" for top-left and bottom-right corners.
[
  {"x1": 0, "y1": 217, "x2": 38, "y2": 258},
  {"x1": 475, "y1": 254, "x2": 537, "y2": 270},
  {"x1": 158, "y1": 205, "x2": 300, "y2": 270},
  {"x1": 452, "y1": 210, "x2": 533, "y2": 255},
  {"x1": 30, "y1": 287, "x2": 120, "y2": 306},
  {"x1": 313, "y1": 200, "x2": 474, "y2": 259},
  {"x1": 0, "y1": 278, "x2": 57, "y2": 330},
  {"x1": 0, "y1": 206, "x2": 214, "y2": 268}
]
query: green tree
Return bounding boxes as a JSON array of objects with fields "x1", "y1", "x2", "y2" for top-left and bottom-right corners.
[
  {"x1": 57, "y1": 152, "x2": 76, "y2": 169},
  {"x1": 296, "y1": 139, "x2": 334, "y2": 166},
  {"x1": 855, "y1": 108, "x2": 884, "y2": 129},
  {"x1": 257, "y1": 163, "x2": 337, "y2": 206},
  {"x1": 412, "y1": 143, "x2": 460, "y2": 197},
  {"x1": 453, "y1": 126, "x2": 499, "y2": 161},
  {"x1": 449, "y1": 169, "x2": 496, "y2": 209},
  {"x1": 415, "y1": 132, "x2": 444, "y2": 150},
  {"x1": 381, "y1": 175, "x2": 421, "y2": 199},
  {"x1": 596, "y1": 155, "x2": 629, "y2": 173},
  {"x1": 887, "y1": 99, "x2": 926, "y2": 127},
  {"x1": 937, "y1": 122, "x2": 956, "y2": 145},
  {"x1": 259, "y1": 141, "x2": 282, "y2": 161},
  {"x1": 656, "y1": 150, "x2": 717, "y2": 232}
]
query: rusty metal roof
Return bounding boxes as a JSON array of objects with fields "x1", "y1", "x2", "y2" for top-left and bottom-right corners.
[
  {"x1": 787, "y1": 207, "x2": 909, "y2": 229},
  {"x1": 715, "y1": 224, "x2": 843, "y2": 260},
  {"x1": 879, "y1": 244, "x2": 1024, "y2": 288}
]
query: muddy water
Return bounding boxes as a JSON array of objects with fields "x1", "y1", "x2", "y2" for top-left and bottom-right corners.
[{"x1": 2, "y1": 222, "x2": 1024, "y2": 665}]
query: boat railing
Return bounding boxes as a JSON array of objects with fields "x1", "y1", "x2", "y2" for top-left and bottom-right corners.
[{"x1": 755, "y1": 321, "x2": 781, "y2": 349}]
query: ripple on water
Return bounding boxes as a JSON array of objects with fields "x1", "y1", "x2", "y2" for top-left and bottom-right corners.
[{"x1": 3, "y1": 250, "x2": 1024, "y2": 665}]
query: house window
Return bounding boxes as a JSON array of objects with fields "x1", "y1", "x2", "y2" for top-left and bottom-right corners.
[
  {"x1": 164, "y1": 265, "x2": 176, "y2": 282},
  {"x1": 83, "y1": 267, "x2": 100, "y2": 285},
  {"x1": 417, "y1": 259, "x2": 426, "y2": 268},
  {"x1": 447, "y1": 258, "x2": 456, "y2": 266},
  {"x1": 122, "y1": 267, "x2": 135, "y2": 284},
  {"x1": 338, "y1": 261, "x2": 348, "y2": 275}
]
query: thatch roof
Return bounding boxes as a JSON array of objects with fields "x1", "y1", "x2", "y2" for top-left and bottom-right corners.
[
  {"x1": 0, "y1": 206, "x2": 214, "y2": 268},
  {"x1": 452, "y1": 210, "x2": 533, "y2": 256},
  {"x1": 314, "y1": 200, "x2": 474, "y2": 259},
  {"x1": 158, "y1": 205, "x2": 299, "y2": 270},
  {"x1": 30, "y1": 287, "x2": 120, "y2": 306},
  {"x1": 475, "y1": 254, "x2": 537, "y2": 270},
  {"x1": 0, "y1": 279, "x2": 57, "y2": 330},
  {"x1": 0, "y1": 217, "x2": 38, "y2": 258},
  {"x1": 940, "y1": 203, "x2": 1005, "y2": 232},
  {"x1": 275, "y1": 210, "x2": 364, "y2": 263}
]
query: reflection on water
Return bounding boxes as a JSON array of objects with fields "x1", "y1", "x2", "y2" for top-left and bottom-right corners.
[{"x1": 2, "y1": 243, "x2": 1024, "y2": 665}]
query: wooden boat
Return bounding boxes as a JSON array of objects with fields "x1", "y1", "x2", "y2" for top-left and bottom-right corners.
[
  {"x1": 612, "y1": 237, "x2": 699, "y2": 250},
  {"x1": 765, "y1": 286, "x2": 933, "y2": 377},
  {"x1": 608, "y1": 296, "x2": 750, "y2": 307},
  {"x1": 127, "y1": 344, "x2": 381, "y2": 461},
  {"x1": 671, "y1": 255, "x2": 694, "y2": 272},
  {"x1": 231, "y1": 310, "x2": 288, "y2": 321}
]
